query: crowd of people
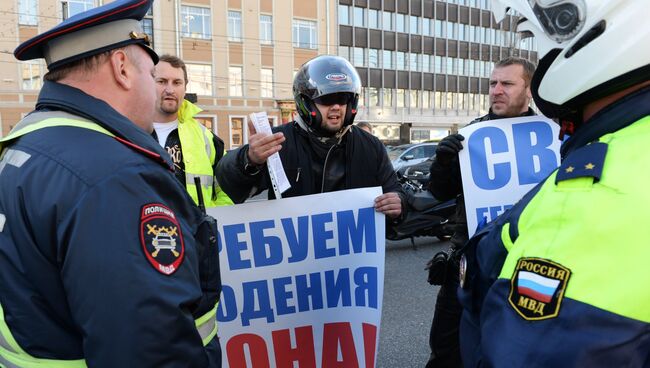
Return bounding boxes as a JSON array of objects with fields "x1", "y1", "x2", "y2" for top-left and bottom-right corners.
[{"x1": 0, "y1": 0, "x2": 648, "y2": 366}]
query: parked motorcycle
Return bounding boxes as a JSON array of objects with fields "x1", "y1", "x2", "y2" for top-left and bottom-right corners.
[{"x1": 387, "y1": 173, "x2": 457, "y2": 248}]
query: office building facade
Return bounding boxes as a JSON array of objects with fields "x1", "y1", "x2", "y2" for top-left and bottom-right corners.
[
  {"x1": 0, "y1": 0, "x2": 535, "y2": 147},
  {"x1": 337, "y1": 0, "x2": 537, "y2": 144}
]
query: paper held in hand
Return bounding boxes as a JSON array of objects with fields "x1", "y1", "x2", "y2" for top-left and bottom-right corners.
[{"x1": 249, "y1": 111, "x2": 291, "y2": 198}]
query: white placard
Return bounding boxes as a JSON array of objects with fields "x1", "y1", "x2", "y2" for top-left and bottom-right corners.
[
  {"x1": 209, "y1": 187, "x2": 385, "y2": 368},
  {"x1": 458, "y1": 116, "x2": 561, "y2": 237}
]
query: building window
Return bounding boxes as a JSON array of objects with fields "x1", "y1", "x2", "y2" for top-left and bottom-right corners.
[
  {"x1": 368, "y1": 87, "x2": 379, "y2": 107},
  {"x1": 229, "y1": 117, "x2": 245, "y2": 148},
  {"x1": 435, "y1": 20, "x2": 444, "y2": 38},
  {"x1": 353, "y1": 47, "x2": 365, "y2": 67},
  {"x1": 368, "y1": 49, "x2": 379, "y2": 68},
  {"x1": 353, "y1": 7, "x2": 366, "y2": 27},
  {"x1": 382, "y1": 11, "x2": 393, "y2": 31},
  {"x1": 229, "y1": 66, "x2": 243, "y2": 96},
  {"x1": 396, "y1": 13, "x2": 406, "y2": 33},
  {"x1": 293, "y1": 19, "x2": 317, "y2": 49},
  {"x1": 459, "y1": 93, "x2": 466, "y2": 110},
  {"x1": 18, "y1": 0, "x2": 38, "y2": 25},
  {"x1": 259, "y1": 15, "x2": 273, "y2": 44},
  {"x1": 410, "y1": 90, "x2": 419, "y2": 108},
  {"x1": 447, "y1": 58, "x2": 455, "y2": 75},
  {"x1": 383, "y1": 50, "x2": 393, "y2": 69},
  {"x1": 422, "y1": 54, "x2": 432, "y2": 73},
  {"x1": 338, "y1": 4, "x2": 350, "y2": 25},
  {"x1": 435, "y1": 91, "x2": 444, "y2": 110},
  {"x1": 368, "y1": 9, "x2": 379, "y2": 29},
  {"x1": 181, "y1": 6, "x2": 211, "y2": 39},
  {"x1": 435, "y1": 56, "x2": 443, "y2": 74},
  {"x1": 383, "y1": 88, "x2": 393, "y2": 107},
  {"x1": 423, "y1": 17, "x2": 431, "y2": 36},
  {"x1": 396, "y1": 89, "x2": 406, "y2": 107},
  {"x1": 339, "y1": 46, "x2": 351, "y2": 61},
  {"x1": 186, "y1": 64, "x2": 212, "y2": 96},
  {"x1": 447, "y1": 92, "x2": 457, "y2": 110},
  {"x1": 409, "y1": 15, "x2": 419, "y2": 34},
  {"x1": 410, "y1": 53, "x2": 420, "y2": 72},
  {"x1": 411, "y1": 129, "x2": 431, "y2": 142},
  {"x1": 457, "y1": 58, "x2": 465, "y2": 75},
  {"x1": 261, "y1": 68, "x2": 273, "y2": 98},
  {"x1": 21, "y1": 60, "x2": 43, "y2": 90},
  {"x1": 397, "y1": 51, "x2": 406, "y2": 71},
  {"x1": 141, "y1": 14, "x2": 154, "y2": 49},
  {"x1": 422, "y1": 90, "x2": 431, "y2": 109},
  {"x1": 228, "y1": 11, "x2": 242, "y2": 42},
  {"x1": 62, "y1": 0, "x2": 94, "y2": 20},
  {"x1": 447, "y1": 22, "x2": 456, "y2": 40}
]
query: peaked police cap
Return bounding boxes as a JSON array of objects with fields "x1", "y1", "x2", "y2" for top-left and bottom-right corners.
[{"x1": 14, "y1": 0, "x2": 158, "y2": 70}]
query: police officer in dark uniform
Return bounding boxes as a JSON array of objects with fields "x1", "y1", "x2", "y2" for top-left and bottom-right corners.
[
  {"x1": 425, "y1": 57, "x2": 536, "y2": 368},
  {"x1": 0, "y1": 0, "x2": 221, "y2": 366}
]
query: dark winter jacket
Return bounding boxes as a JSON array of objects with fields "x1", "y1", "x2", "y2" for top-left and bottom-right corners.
[{"x1": 216, "y1": 121, "x2": 406, "y2": 220}]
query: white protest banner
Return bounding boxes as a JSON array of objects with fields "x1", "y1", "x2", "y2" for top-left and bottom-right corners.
[
  {"x1": 458, "y1": 116, "x2": 561, "y2": 237},
  {"x1": 208, "y1": 187, "x2": 385, "y2": 368}
]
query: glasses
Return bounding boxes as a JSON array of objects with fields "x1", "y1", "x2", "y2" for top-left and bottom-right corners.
[{"x1": 314, "y1": 93, "x2": 353, "y2": 106}]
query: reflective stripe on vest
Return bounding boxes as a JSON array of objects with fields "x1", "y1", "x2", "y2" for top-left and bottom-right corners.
[
  {"x1": 185, "y1": 173, "x2": 214, "y2": 188},
  {"x1": 0, "y1": 115, "x2": 218, "y2": 367}
]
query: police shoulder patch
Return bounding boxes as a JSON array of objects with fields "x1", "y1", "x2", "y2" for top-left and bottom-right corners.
[
  {"x1": 508, "y1": 257, "x2": 571, "y2": 321},
  {"x1": 140, "y1": 203, "x2": 185, "y2": 275}
]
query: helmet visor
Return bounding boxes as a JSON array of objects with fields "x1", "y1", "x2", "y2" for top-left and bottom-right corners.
[{"x1": 313, "y1": 92, "x2": 354, "y2": 106}]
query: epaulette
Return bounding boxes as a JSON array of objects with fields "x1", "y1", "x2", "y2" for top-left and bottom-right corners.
[{"x1": 555, "y1": 142, "x2": 608, "y2": 183}]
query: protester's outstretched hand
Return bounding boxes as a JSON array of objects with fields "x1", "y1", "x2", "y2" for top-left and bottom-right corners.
[
  {"x1": 247, "y1": 120, "x2": 285, "y2": 165},
  {"x1": 374, "y1": 192, "x2": 402, "y2": 219}
]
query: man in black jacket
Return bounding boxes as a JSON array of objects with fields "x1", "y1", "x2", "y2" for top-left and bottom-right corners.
[
  {"x1": 216, "y1": 55, "x2": 405, "y2": 222},
  {"x1": 425, "y1": 57, "x2": 537, "y2": 368}
]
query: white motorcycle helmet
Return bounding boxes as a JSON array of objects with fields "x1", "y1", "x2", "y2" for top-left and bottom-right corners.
[{"x1": 491, "y1": 0, "x2": 650, "y2": 122}]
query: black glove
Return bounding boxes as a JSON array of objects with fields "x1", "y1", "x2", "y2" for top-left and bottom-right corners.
[
  {"x1": 435, "y1": 133, "x2": 465, "y2": 160},
  {"x1": 425, "y1": 251, "x2": 449, "y2": 286}
]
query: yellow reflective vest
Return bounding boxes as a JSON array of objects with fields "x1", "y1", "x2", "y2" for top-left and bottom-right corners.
[{"x1": 177, "y1": 100, "x2": 233, "y2": 207}]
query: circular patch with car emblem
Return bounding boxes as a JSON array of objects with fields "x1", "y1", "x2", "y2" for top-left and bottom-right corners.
[
  {"x1": 140, "y1": 203, "x2": 185, "y2": 275},
  {"x1": 508, "y1": 257, "x2": 571, "y2": 321}
]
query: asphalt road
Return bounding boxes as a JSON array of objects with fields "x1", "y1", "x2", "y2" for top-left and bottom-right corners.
[{"x1": 376, "y1": 236, "x2": 452, "y2": 368}]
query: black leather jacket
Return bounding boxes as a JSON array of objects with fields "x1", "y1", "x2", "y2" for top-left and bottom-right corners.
[{"x1": 216, "y1": 121, "x2": 406, "y2": 220}]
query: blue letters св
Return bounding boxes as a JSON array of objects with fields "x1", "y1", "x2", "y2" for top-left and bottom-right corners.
[{"x1": 469, "y1": 126, "x2": 511, "y2": 190}]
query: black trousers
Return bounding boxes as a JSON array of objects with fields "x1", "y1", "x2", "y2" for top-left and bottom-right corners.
[
  {"x1": 425, "y1": 253, "x2": 462, "y2": 368},
  {"x1": 425, "y1": 219, "x2": 467, "y2": 368}
]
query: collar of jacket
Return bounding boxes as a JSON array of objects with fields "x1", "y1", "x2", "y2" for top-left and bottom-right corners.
[
  {"x1": 177, "y1": 99, "x2": 202, "y2": 125},
  {"x1": 560, "y1": 85, "x2": 650, "y2": 159},
  {"x1": 488, "y1": 107, "x2": 536, "y2": 120},
  {"x1": 471, "y1": 107, "x2": 536, "y2": 124},
  {"x1": 35, "y1": 80, "x2": 173, "y2": 169}
]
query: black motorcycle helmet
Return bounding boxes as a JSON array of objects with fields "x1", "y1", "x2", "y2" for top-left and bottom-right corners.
[{"x1": 293, "y1": 55, "x2": 361, "y2": 136}]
